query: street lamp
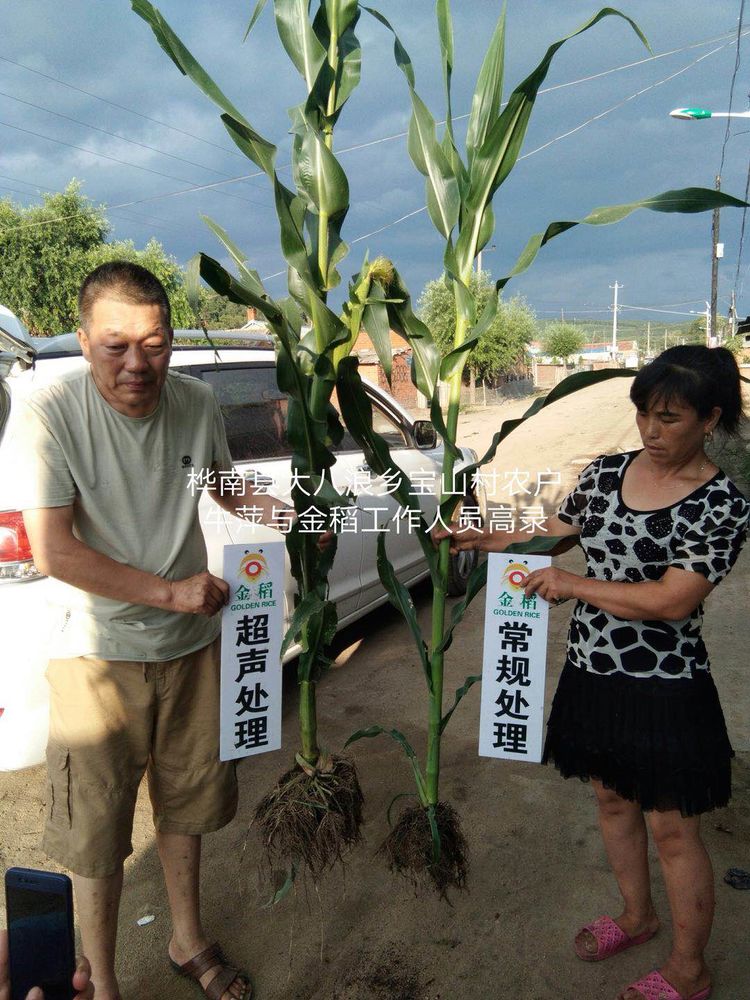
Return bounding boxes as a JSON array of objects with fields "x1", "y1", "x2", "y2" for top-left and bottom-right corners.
[
  {"x1": 670, "y1": 107, "x2": 750, "y2": 120},
  {"x1": 669, "y1": 106, "x2": 748, "y2": 339}
]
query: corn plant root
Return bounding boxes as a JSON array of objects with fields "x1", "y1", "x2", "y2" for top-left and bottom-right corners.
[
  {"x1": 254, "y1": 754, "x2": 364, "y2": 878},
  {"x1": 379, "y1": 801, "x2": 468, "y2": 897}
]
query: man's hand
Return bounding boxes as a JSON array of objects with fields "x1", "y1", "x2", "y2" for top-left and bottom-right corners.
[
  {"x1": 0, "y1": 929, "x2": 94, "y2": 1000},
  {"x1": 167, "y1": 571, "x2": 230, "y2": 615}
]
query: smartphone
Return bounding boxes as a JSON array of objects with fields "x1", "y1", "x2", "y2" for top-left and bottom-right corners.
[{"x1": 5, "y1": 867, "x2": 75, "y2": 1000}]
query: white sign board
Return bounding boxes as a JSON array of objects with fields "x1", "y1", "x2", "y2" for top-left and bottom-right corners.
[
  {"x1": 478, "y1": 552, "x2": 552, "y2": 763},
  {"x1": 220, "y1": 541, "x2": 285, "y2": 761}
]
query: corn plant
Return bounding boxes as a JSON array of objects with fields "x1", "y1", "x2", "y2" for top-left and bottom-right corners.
[
  {"x1": 132, "y1": 0, "x2": 405, "y2": 886},
  {"x1": 339, "y1": 2, "x2": 747, "y2": 893}
]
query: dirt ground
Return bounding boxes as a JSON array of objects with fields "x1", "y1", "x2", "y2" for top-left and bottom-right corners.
[{"x1": 1, "y1": 379, "x2": 749, "y2": 1000}]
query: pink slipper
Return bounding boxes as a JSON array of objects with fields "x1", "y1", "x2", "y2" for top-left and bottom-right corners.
[
  {"x1": 574, "y1": 914, "x2": 657, "y2": 962},
  {"x1": 620, "y1": 970, "x2": 712, "y2": 1000}
]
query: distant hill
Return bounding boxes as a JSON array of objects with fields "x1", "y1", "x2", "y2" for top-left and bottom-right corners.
[{"x1": 535, "y1": 317, "x2": 703, "y2": 353}]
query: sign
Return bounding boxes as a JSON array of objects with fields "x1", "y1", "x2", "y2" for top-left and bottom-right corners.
[
  {"x1": 219, "y1": 542, "x2": 285, "y2": 761},
  {"x1": 478, "y1": 552, "x2": 552, "y2": 762}
]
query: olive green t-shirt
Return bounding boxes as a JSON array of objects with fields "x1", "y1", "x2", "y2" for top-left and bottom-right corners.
[{"x1": 16, "y1": 367, "x2": 232, "y2": 661}]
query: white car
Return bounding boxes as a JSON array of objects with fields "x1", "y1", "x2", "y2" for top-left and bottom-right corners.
[{"x1": 0, "y1": 313, "x2": 484, "y2": 770}]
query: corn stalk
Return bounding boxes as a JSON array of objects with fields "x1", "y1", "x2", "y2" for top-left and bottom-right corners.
[
  {"x1": 342, "y1": 2, "x2": 748, "y2": 882},
  {"x1": 132, "y1": 0, "x2": 404, "y2": 880}
]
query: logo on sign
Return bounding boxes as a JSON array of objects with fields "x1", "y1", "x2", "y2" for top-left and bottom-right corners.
[
  {"x1": 239, "y1": 550, "x2": 269, "y2": 583},
  {"x1": 502, "y1": 560, "x2": 530, "y2": 591}
]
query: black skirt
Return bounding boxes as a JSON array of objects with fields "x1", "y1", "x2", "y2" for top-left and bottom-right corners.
[{"x1": 542, "y1": 660, "x2": 734, "y2": 817}]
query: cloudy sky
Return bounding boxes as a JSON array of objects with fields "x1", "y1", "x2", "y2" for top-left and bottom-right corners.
[{"x1": 2, "y1": 1, "x2": 749, "y2": 329}]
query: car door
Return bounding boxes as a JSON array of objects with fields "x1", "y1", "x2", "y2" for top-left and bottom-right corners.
[{"x1": 190, "y1": 361, "x2": 364, "y2": 624}]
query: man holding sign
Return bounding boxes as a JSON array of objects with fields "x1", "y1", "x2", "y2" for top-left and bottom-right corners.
[{"x1": 17, "y1": 263, "x2": 311, "y2": 1000}]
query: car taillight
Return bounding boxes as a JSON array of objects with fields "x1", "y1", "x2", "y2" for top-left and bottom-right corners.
[{"x1": 0, "y1": 511, "x2": 43, "y2": 582}]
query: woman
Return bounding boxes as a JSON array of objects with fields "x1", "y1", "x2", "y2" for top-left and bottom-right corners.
[{"x1": 435, "y1": 346, "x2": 749, "y2": 1000}]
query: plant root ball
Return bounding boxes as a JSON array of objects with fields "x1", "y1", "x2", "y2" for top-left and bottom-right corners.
[
  {"x1": 254, "y1": 754, "x2": 364, "y2": 878},
  {"x1": 379, "y1": 801, "x2": 468, "y2": 897}
]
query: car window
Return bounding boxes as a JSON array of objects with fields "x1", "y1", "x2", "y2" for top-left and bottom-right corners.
[
  {"x1": 201, "y1": 365, "x2": 409, "y2": 460},
  {"x1": 328, "y1": 390, "x2": 408, "y2": 452},
  {"x1": 370, "y1": 404, "x2": 408, "y2": 450},
  {"x1": 202, "y1": 366, "x2": 290, "y2": 461}
]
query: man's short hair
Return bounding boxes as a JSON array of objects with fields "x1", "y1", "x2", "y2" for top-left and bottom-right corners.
[{"x1": 78, "y1": 261, "x2": 172, "y2": 331}]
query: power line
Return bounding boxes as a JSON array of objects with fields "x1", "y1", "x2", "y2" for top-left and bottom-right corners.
[
  {"x1": 0, "y1": 88, "x2": 253, "y2": 182},
  {"x1": 0, "y1": 54, "x2": 245, "y2": 159},
  {"x1": 0, "y1": 173, "x2": 203, "y2": 239},
  {"x1": 719, "y1": 0, "x2": 746, "y2": 177},
  {"x1": 0, "y1": 119, "x2": 268, "y2": 207},
  {"x1": 619, "y1": 304, "x2": 697, "y2": 316},
  {"x1": 0, "y1": 28, "x2": 741, "y2": 244},
  {"x1": 519, "y1": 33, "x2": 745, "y2": 161}
]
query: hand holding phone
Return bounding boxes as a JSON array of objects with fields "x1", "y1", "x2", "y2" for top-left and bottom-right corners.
[{"x1": 4, "y1": 868, "x2": 83, "y2": 1000}]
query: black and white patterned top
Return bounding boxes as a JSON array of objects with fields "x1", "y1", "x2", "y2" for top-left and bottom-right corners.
[{"x1": 557, "y1": 451, "x2": 750, "y2": 680}]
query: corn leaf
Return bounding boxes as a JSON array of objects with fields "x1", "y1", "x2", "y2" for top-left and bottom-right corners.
[
  {"x1": 440, "y1": 673, "x2": 482, "y2": 734},
  {"x1": 293, "y1": 117, "x2": 350, "y2": 220},
  {"x1": 465, "y1": 3, "x2": 506, "y2": 162},
  {"x1": 407, "y1": 91, "x2": 460, "y2": 239},
  {"x1": 244, "y1": 0, "x2": 269, "y2": 41},
  {"x1": 274, "y1": 0, "x2": 327, "y2": 89},
  {"x1": 219, "y1": 114, "x2": 278, "y2": 179},
  {"x1": 345, "y1": 725, "x2": 428, "y2": 805},
  {"x1": 439, "y1": 290, "x2": 498, "y2": 381},
  {"x1": 362, "y1": 7, "x2": 415, "y2": 86},
  {"x1": 498, "y1": 187, "x2": 750, "y2": 289},
  {"x1": 282, "y1": 590, "x2": 327, "y2": 658},
  {"x1": 364, "y1": 5, "x2": 459, "y2": 238},
  {"x1": 336, "y1": 358, "x2": 438, "y2": 575},
  {"x1": 311, "y1": 5, "x2": 362, "y2": 117},
  {"x1": 376, "y1": 533, "x2": 432, "y2": 692},
  {"x1": 132, "y1": 0, "x2": 277, "y2": 177},
  {"x1": 361, "y1": 284, "x2": 392, "y2": 383},
  {"x1": 383, "y1": 267, "x2": 441, "y2": 401},
  {"x1": 438, "y1": 367, "x2": 636, "y2": 525},
  {"x1": 264, "y1": 862, "x2": 297, "y2": 907},
  {"x1": 456, "y1": 7, "x2": 649, "y2": 272},
  {"x1": 436, "y1": 559, "x2": 487, "y2": 655}
]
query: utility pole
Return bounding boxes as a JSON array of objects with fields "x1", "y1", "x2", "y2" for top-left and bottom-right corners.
[
  {"x1": 704, "y1": 301, "x2": 711, "y2": 347},
  {"x1": 710, "y1": 174, "x2": 721, "y2": 344},
  {"x1": 647, "y1": 322, "x2": 651, "y2": 357},
  {"x1": 729, "y1": 289, "x2": 737, "y2": 336},
  {"x1": 664, "y1": 328, "x2": 668, "y2": 350},
  {"x1": 610, "y1": 281, "x2": 622, "y2": 358}
]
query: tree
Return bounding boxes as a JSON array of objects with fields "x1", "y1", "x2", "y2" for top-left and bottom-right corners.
[
  {"x1": 0, "y1": 181, "x2": 197, "y2": 334},
  {"x1": 0, "y1": 181, "x2": 108, "y2": 335},
  {"x1": 542, "y1": 322, "x2": 585, "y2": 363},
  {"x1": 197, "y1": 289, "x2": 249, "y2": 330},
  {"x1": 418, "y1": 270, "x2": 535, "y2": 380}
]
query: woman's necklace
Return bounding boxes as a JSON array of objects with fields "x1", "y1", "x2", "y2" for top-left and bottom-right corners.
[{"x1": 650, "y1": 455, "x2": 709, "y2": 489}]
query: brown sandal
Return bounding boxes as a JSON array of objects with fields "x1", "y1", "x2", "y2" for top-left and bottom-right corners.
[{"x1": 170, "y1": 942, "x2": 253, "y2": 1000}]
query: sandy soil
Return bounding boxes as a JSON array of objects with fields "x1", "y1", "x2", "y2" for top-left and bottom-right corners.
[{"x1": 1, "y1": 380, "x2": 749, "y2": 1000}]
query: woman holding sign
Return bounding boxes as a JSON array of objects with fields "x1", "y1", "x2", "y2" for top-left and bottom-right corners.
[{"x1": 434, "y1": 346, "x2": 749, "y2": 1000}]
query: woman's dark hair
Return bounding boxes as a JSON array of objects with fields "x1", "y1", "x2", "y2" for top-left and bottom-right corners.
[{"x1": 629, "y1": 344, "x2": 744, "y2": 434}]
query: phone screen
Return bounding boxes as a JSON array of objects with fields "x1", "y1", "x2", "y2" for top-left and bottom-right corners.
[{"x1": 6, "y1": 875, "x2": 74, "y2": 1000}]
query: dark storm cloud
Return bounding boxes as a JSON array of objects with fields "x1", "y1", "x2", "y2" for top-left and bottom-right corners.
[{"x1": 1, "y1": 1, "x2": 748, "y2": 321}]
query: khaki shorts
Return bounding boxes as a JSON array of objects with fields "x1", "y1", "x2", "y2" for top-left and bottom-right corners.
[{"x1": 44, "y1": 637, "x2": 237, "y2": 878}]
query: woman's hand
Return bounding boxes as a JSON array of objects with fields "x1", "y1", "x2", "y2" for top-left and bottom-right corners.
[
  {"x1": 431, "y1": 521, "x2": 484, "y2": 554},
  {"x1": 523, "y1": 566, "x2": 581, "y2": 604}
]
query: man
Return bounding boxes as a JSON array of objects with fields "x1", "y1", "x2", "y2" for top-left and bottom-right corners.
[{"x1": 18, "y1": 262, "x2": 295, "y2": 1000}]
